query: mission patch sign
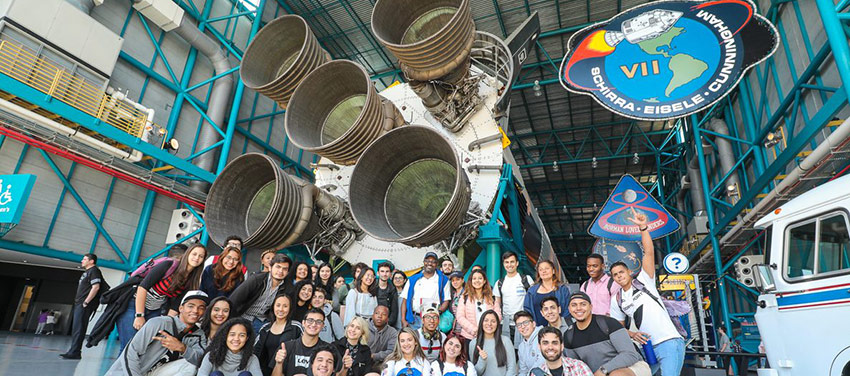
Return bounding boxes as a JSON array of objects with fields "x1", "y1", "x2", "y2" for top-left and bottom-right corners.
[{"x1": 559, "y1": 0, "x2": 778, "y2": 120}]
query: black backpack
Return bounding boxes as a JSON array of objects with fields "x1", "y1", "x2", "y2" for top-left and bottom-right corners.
[
  {"x1": 496, "y1": 273, "x2": 532, "y2": 312},
  {"x1": 437, "y1": 360, "x2": 469, "y2": 376},
  {"x1": 580, "y1": 277, "x2": 615, "y2": 295}
]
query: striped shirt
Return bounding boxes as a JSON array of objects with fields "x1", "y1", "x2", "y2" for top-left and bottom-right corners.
[{"x1": 243, "y1": 274, "x2": 277, "y2": 321}]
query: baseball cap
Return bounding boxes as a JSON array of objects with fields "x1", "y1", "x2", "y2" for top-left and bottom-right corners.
[
  {"x1": 424, "y1": 251, "x2": 439, "y2": 260},
  {"x1": 181, "y1": 290, "x2": 210, "y2": 306},
  {"x1": 569, "y1": 291, "x2": 592, "y2": 304},
  {"x1": 449, "y1": 270, "x2": 464, "y2": 279},
  {"x1": 421, "y1": 306, "x2": 440, "y2": 317}
]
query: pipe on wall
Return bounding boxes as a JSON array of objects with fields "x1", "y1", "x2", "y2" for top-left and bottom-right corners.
[
  {"x1": 708, "y1": 118, "x2": 741, "y2": 203},
  {"x1": 172, "y1": 14, "x2": 234, "y2": 191}
]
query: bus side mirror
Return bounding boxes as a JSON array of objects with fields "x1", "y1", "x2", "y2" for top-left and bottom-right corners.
[{"x1": 755, "y1": 264, "x2": 776, "y2": 293}]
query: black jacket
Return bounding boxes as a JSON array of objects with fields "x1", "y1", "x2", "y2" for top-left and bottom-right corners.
[
  {"x1": 86, "y1": 275, "x2": 142, "y2": 347},
  {"x1": 229, "y1": 272, "x2": 277, "y2": 318},
  {"x1": 334, "y1": 338, "x2": 373, "y2": 376},
  {"x1": 376, "y1": 283, "x2": 399, "y2": 327},
  {"x1": 253, "y1": 320, "x2": 303, "y2": 376}
]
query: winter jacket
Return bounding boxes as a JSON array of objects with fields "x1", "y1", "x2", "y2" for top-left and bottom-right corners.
[
  {"x1": 228, "y1": 272, "x2": 277, "y2": 318},
  {"x1": 86, "y1": 275, "x2": 141, "y2": 347},
  {"x1": 253, "y1": 320, "x2": 302, "y2": 376},
  {"x1": 334, "y1": 338, "x2": 373, "y2": 376},
  {"x1": 455, "y1": 296, "x2": 501, "y2": 340},
  {"x1": 319, "y1": 303, "x2": 345, "y2": 343},
  {"x1": 105, "y1": 315, "x2": 205, "y2": 376},
  {"x1": 368, "y1": 319, "x2": 398, "y2": 363}
]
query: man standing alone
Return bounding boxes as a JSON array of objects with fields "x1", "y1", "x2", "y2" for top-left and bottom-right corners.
[{"x1": 60, "y1": 253, "x2": 103, "y2": 360}]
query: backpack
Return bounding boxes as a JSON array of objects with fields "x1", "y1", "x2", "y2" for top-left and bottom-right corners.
[
  {"x1": 437, "y1": 360, "x2": 469, "y2": 376},
  {"x1": 564, "y1": 316, "x2": 645, "y2": 362},
  {"x1": 496, "y1": 273, "x2": 532, "y2": 312},
  {"x1": 580, "y1": 277, "x2": 615, "y2": 295},
  {"x1": 615, "y1": 278, "x2": 691, "y2": 337},
  {"x1": 131, "y1": 257, "x2": 179, "y2": 279}
]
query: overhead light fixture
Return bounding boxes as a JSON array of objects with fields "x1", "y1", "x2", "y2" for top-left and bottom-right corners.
[
  {"x1": 593, "y1": 202, "x2": 598, "y2": 211},
  {"x1": 533, "y1": 80, "x2": 542, "y2": 97},
  {"x1": 573, "y1": 251, "x2": 578, "y2": 258},
  {"x1": 764, "y1": 131, "x2": 782, "y2": 148},
  {"x1": 165, "y1": 138, "x2": 180, "y2": 153},
  {"x1": 576, "y1": 265, "x2": 580, "y2": 271},
  {"x1": 569, "y1": 233, "x2": 574, "y2": 240},
  {"x1": 592, "y1": 157, "x2": 598, "y2": 168},
  {"x1": 562, "y1": 205, "x2": 568, "y2": 213},
  {"x1": 726, "y1": 183, "x2": 739, "y2": 197},
  {"x1": 552, "y1": 160, "x2": 559, "y2": 171},
  {"x1": 633, "y1": 152, "x2": 640, "y2": 165}
]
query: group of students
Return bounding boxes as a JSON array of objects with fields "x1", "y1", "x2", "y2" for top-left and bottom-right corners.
[{"x1": 64, "y1": 211, "x2": 686, "y2": 376}]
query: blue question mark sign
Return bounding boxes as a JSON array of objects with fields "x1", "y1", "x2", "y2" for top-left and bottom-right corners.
[{"x1": 663, "y1": 252, "x2": 689, "y2": 274}]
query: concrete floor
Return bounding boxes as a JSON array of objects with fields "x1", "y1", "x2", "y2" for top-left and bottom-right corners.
[{"x1": 0, "y1": 332, "x2": 121, "y2": 376}]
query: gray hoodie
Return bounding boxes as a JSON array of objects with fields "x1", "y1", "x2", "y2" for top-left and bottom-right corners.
[
  {"x1": 517, "y1": 326, "x2": 544, "y2": 376},
  {"x1": 368, "y1": 319, "x2": 398, "y2": 362},
  {"x1": 105, "y1": 316, "x2": 206, "y2": 376},
  {"x1": 319, "y1": 302, "x2": 345, "y2": 343}
]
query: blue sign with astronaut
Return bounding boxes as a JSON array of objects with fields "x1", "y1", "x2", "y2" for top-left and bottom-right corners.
[
  {"x1": 593, "y1": 238, "x2": 644, "y2": 277},
  {"x1": 588, "y1": 174, "x2": 680, "y2": 241},
  {"x1": 559, "y1": 0, "x2": 778, "y2": 120},
  {"x1": 0, "y1": 174, "x2": 36, "y2": 224}
]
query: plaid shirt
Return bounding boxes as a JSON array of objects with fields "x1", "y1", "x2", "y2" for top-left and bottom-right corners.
[{"x1": 532, "y1": 356, "x2": 593, "y2": 376}]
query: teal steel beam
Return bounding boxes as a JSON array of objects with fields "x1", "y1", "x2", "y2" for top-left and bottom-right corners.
[
  {"x1": 37, "y1": 150, "x2": 128, "y2": 263},
  {"x1": 89, "y1": 177, "x2": 118, "y2": 255},
  {"x1": 233, "y1": 125, "x2": 313, "y2": 177},
  {"x1": 42, "y1": 162, "x2": 77, "y2": 248},
  {"x1": 0, "y1": 239, "x2": 130, "y2": 271},
  {"x1": 815, "y1": 0, "x2": 850, "y2": 102}
]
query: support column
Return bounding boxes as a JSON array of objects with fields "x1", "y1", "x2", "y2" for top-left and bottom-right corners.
[{"x1": 486, "y1": 241, "x2": 501, "y2": 284}]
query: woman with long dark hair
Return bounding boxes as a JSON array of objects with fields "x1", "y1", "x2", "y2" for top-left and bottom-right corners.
[
  {"x1": 198, "y1": 318, "x2": 262, "y2": 376},
  {"x1": 332, "y1": 274, "x2": 349, "y2": 314},
  {"x1": 381, "y1": 328, "x2": 430, "y2": 376},
  {"x1": 456, "y1": 270, "x2": 501, "y2": 340},
  {"x1": 201, "y1": 246, "x2": 245, "y2": 299},
  {"x1": 333, "y1": 316, "x2": 374, "y2": 376},
  {"x1": 201, "y1": 297, "x2": 233, "y2": 343},
  {"x1": 254, "y1": 293, "x2": 302, "y2": 376},
  {"x1": 432, "y1": 333, "x2": 476, "y2": 376},
  {"x1": 391, "y1": 270, "x2": 407, "y2": 330},
  {"x1": 522, "y1": 260, "x2": 571, "y2": 326},
  {"x1": 290, "y1": 280, "x2": 315, "y2": 323},
  {"x1": 468, "y1": 310, "x2": 516, "y2": 376},
  {"x1": 342, "y1": 266, "x2": 378, "y2": 325},
  {"x1": 117, "y1": 243, "x2": 207, "y2": 349},
  {"x1": 314, "y1": 262, "x2": 334, "y2": 295}
]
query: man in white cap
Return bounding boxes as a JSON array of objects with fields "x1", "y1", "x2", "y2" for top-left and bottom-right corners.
[
  {"x1": 105, "y1": 290, "x2": 209, "y2": 376},
  {"x1": 401, "y1": 251, "x2": 451, "y2": 329},
  {"x1": 416, "y1": 306, "x2": 445, "y2": 362}
]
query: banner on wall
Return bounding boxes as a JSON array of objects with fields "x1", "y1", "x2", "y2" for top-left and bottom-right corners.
[
  {"x1": 588, "y1": 174, "x2": 680, "y2": 241},
  {"x1": 559, "y1": 0, "x2": 778, "y2": 120},
  {"x1": 0, "y1": 174, "x2": 37, "y2": 224}
]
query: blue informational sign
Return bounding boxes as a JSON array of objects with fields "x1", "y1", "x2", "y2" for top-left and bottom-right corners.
[
  {"x1": 588, "y1": 174, "x2": 680, "y2": 241},
  {"x1": 559, "y1": 0, "x2": 778, "y2": 120},
  {"x1": 0, "y1": 174, "x2": 37, "y2": 224},
  {"x1": 592, "y1": 238, "x2": 643, "y2": 277}
]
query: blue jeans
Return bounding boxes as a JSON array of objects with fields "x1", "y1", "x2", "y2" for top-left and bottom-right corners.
[
  {"x1": 651, "y1": 337, "x2": 685, "y2": 376},
  {"x1": 116, "y1": 300, "x2": 161, "y2": 350},
  {"x1": 408, "y1": 314, "x2": 422, "y2": 330},
  {"x1": 251, "y1": 317, "x2": 266, "y2": 334}
]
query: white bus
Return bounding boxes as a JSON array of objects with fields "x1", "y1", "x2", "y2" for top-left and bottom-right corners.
[{"x1": 752, "y1": 174, "x2": 850, "y2": 375}]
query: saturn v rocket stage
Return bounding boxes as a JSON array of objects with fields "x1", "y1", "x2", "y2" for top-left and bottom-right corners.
[{"x1": 205, "y1": 0, "x2": 557, "y2": 271}]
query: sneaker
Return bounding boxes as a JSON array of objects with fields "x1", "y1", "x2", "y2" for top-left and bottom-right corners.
[{"x1": 60, "y1": 353, "x2": 82, "y2": 360}]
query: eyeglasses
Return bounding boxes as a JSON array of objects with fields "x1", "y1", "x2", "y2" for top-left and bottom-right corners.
[
  {"x1": 516, "y1": 320, "x2": 533, "y2": 328},
  {"x1": 223, "y1": 256, "x2": 239, "y2": 263},
  {"x1": 304, "y1": 318, "x2": 323, "y2": 326},
  {"x1": 423, "y1": 315, "x2": 439, "y2": 322}
]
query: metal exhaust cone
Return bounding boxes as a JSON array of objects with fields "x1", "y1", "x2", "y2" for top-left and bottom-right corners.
[
  {"x1": 349, "y1": 125, "x2": 471, "y2": 247},
  {"x1": 240, "y1": 15, "x2": 330, "y2": 108},
  {"x1": 206, "y1": 153, "x2": 315, "y2": 249},
  {"x1": 371, "y1": 0, "x2": 475, "y2": 82},
  {"x1": 285, "y1": 60, "x2": 400, "y2": 165}
]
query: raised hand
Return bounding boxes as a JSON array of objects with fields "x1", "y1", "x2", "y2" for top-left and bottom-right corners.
[
  {"x1": 477, "y1": 345, "x2": 488, "y2": 360},
  {"x1": 152, "y1": 330, "x2": 185, "y2": 352},
  {"x1": 342, "y1": 349, "x2": 353, "y2": 369},
  {"x1": 275, "y1": 343, "x2": 287, "y2": 364},
  {"x1": 627, "y1": 207, "x2": 648, "y2": 228}
]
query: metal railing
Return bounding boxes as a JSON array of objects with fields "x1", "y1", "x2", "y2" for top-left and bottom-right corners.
[{"x1": 0, "y1": 39, "x2": 150, "y2": 139}]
